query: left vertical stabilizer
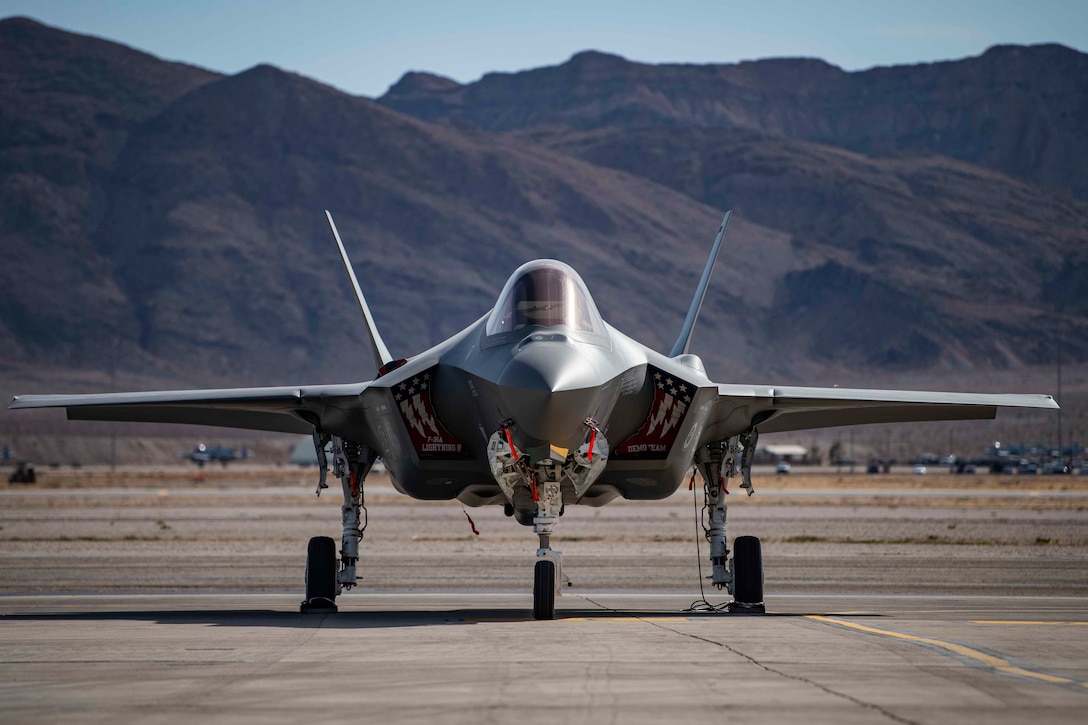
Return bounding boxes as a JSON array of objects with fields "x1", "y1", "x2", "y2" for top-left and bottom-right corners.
[{"x1": 324, "y1": 210, "x2": 394, "y2": 373}]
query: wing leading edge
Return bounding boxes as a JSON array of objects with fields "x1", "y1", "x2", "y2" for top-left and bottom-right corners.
[
  {"x1": 709, "y1": 384, "x2": 1058, "y2": 438},
  {"x1": 8, "y1": 382, "x2": 374, "y2": 436}
]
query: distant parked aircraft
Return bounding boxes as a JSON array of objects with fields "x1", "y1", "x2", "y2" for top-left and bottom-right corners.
[{"x1": 187, "y1": 443, "x2": 247, "y2": 467}]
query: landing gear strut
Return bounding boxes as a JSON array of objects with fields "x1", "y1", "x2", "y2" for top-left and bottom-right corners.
[{"x1": 301, "y1": 433, "x2": 375, "y2": 613}]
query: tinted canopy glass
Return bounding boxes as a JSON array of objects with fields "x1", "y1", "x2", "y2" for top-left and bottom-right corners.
[{"x1": 485, "y1": 260, "x2": 606, "y2": 339}]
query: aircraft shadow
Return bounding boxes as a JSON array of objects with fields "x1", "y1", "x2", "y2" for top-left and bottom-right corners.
[{"x1": 0, "y1": 607, "x2": 883, "y2": 629}]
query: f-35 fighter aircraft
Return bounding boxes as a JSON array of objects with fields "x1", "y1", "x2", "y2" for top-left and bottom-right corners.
[
  {"x1": 10, "y1": 212, "x2": 1059, "y2": 618},
  {"x1": 187, "y1": 443, "x2": 248, "y2": 467}
]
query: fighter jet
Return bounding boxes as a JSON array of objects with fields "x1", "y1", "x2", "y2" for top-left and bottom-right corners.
[
  {"x1": 187, "y1": 443, "x2": 248, "y2": 467},
  {"x1": 9, "y1": 211, "x2": 1058, "y2": 618}
]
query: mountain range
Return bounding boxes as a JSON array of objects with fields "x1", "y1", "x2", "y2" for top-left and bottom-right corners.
[{"x1": 1, "y1": 16, "x2": 1086, "y2": 402}]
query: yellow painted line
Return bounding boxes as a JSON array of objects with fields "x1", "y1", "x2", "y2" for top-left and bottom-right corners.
[
  {"x1": 460, "y1": 618, "x2": 530, "y2": 623},
  {"x1": 971, "y1": 621, "x2": 1088, "y2": 626},
  {"x1": 462, "y1": 616, "x2": 690, "y2": 623},
  {"x1": 806, "y1": 615, "x2": 1087, "y2": 689},
  {"x1": 564, "y1": 617, "x2": 690, "y2": 622}
]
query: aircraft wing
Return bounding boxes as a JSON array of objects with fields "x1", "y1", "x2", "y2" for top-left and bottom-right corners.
[
  {"x1": 8, "y1": 383, "x2": 374, "y2": 436},
  {"x1": 711, "y1": 384, "x2": 1059, "y2": 436}
]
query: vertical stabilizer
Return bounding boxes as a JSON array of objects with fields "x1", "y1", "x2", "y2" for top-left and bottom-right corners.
[
  {"x1": 324, "y1": 210, "x2": 394, "y2": 373},
  {"x1": 669, "y1": 211, "x2": 732, "y2": 358}
]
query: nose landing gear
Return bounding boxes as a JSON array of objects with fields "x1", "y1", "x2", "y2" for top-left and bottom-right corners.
[
  {"x1": 532, "y1": 460, "x2": 564, "y2": 620},
  {"x1": 487, "y1": 420, "x2": 608, "y2": 620}
]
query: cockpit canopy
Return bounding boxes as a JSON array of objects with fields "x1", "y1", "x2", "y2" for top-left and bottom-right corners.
[{"x1": 485, "y1": 260, "x2": 608, "y2": 344}]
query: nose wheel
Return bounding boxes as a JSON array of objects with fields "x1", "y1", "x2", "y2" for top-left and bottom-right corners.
[{"x1": 533, "y1": 559, "x2": 556, "y2": 620}]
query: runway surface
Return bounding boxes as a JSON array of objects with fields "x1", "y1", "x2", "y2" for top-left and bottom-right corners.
[
  {"x1": 2, "y1": 472, "x2": 1087, "y2": 722},
  {"x1": 2, "y1": 592, "x2": 1086, "y2": 724}
]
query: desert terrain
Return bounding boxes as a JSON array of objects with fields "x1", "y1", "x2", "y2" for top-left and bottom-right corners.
[{"x1": 3, "y1": 466, "x2": 1085, "y2": 597}]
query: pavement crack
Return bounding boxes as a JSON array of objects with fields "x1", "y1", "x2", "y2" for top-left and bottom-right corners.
[{"x1": 576, "y1": 595, "x2": 921, "y2": 725}]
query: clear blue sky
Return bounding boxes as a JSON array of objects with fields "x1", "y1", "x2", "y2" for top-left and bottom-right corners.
[{"x1": 3, "y1": 0, "x2": 1085, "y2": 97}]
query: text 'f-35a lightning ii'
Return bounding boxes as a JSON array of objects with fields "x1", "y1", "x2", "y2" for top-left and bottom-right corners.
[{"x1": 10, "y1": 211, "x2": 1058, "y2": 618}]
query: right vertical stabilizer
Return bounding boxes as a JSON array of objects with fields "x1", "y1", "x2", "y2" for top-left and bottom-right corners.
[{"x1": 669, "y1": 211, "x2": 732, "y2": 358}]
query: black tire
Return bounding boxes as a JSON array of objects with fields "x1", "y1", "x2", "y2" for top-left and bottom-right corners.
[
  {"x1": 533, "y1": 559, "x2": 556, "y2": 620},
  {"x1": 733, "y1": 536, "x2": 764, "y2": 604},
  {"x1": 305, "y1": 536, "x2": 338, "y2": 604}
]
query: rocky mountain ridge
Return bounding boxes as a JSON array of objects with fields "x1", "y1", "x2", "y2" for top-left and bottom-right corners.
[
  {"x1": 1, "y1": 17, "x2": 1085, "y2": 402},
  {"x1": 382, "y1": 44, "x2": 1088, "y2": 199}
]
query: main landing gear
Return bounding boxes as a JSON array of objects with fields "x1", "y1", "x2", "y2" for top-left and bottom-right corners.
[
  {"x1": 692, "y1": 431, "x2": 765, "y2": 613},
  {"x1": 488, "y1": 419, "x2": 609, "y2": 620},
  {"x1": 301, "y1": 433, "x2": 375, "y2": 613}
]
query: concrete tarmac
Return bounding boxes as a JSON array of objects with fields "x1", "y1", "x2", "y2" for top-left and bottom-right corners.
[
  {"x1": 1, "y1": 592, "x2": 1086, "y2": 724},
  {"x1": 2, "y1": 474, "x2": 1087, "y2": 723}
]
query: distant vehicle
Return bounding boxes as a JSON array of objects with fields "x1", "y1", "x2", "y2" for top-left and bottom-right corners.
[
  {"x1": 1042, "y1": 462, "x2": 1070, "y2": 475},
  {"x1": 188, "y1": 443, "x2": 247, "y2": 468},
  {"x1": 912, "y1": 465, "x2": 927, "y2": 475},
  {"x1": 8, "y1": 462, "x2": 35, "y2": 484},
  {"x1": 1018, "y1": 461, "x2": 1038, "y2": 474},
  {"x1": 867, "y1": 463, "x2": 881, "y2": 474},
  {"x1": 775, "y1": 461, "x2": 791, "y2": 474}
]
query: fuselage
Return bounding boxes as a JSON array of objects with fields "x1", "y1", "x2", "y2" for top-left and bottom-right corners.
[{"x1": 344, "y1": 260, "x2": 721, "y2": 513}]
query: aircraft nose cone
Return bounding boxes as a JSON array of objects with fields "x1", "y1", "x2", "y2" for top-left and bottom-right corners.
[
  {"x1": 497, "y1": 342, "x2": 605, "y2": 444},
  {"x1": 498, "y1": 341, "x2": 600, "y2": 394}
]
